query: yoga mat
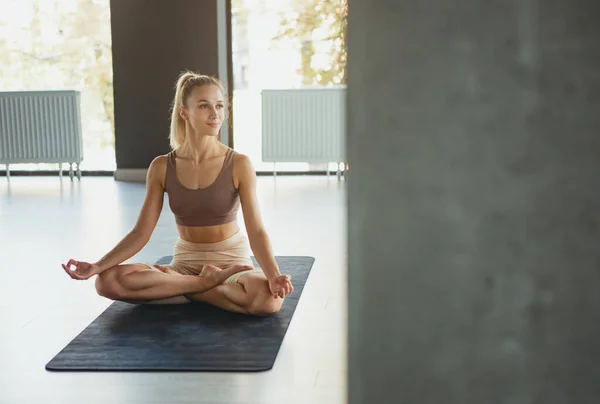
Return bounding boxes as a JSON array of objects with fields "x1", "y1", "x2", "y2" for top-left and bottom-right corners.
[{"x1": 46, "y1": 256, "x2": 314, "y2": 372}]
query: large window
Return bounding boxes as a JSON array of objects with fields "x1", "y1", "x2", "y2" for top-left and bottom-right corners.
[
  {"x1": 1, "y1": 0, "x2": 347, "y2": 174},
  {"x1": 231, "y1": 0, "x2": 347, "y2": 172},
  {"x1": 0, "y1": 0, "x2": 115, "y2": 171}
]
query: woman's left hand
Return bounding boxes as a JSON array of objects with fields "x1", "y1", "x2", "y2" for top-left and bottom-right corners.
[{"x1": 268, "y1": 274, "x2": 294, "y2": 299}]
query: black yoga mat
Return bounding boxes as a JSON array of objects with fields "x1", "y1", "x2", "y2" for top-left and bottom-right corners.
[{"x1": 46, "y1": 256, "x2": 314, "y2": 372}]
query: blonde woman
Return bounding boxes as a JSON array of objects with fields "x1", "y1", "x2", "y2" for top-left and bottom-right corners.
[{"x1": 62, "y1": 72, "x2": 293, "y2": 316}]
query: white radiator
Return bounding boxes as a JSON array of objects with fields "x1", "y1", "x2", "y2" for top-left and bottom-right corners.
[
  {"x1": 261, "y1": 87, "x2": 346, "y2": 165},
  {"x1": 0, "y1": 90, "x2": 83, "y2": 178}
]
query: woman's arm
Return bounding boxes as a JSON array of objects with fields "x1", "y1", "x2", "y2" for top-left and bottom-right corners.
[
  {"x1": 93, "y1": 156, "x2": 167, "y2": 272},
  {"x1": 235, "y1": 154, "x2": 282, "y2": 280}
]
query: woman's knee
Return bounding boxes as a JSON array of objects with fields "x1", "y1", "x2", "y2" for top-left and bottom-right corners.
[
  {"x1": 95, "y1": 264, "x2": 150, "y2": 300},
  {"x1": 95, "y1": 268, "x2": 124, "y2": 300},
  {"x1": 245, "y1": 277, "x2": 284, "y2": 316},
  {"x1": 248, "y1": 297, "x2": 283, "y2": 316}
]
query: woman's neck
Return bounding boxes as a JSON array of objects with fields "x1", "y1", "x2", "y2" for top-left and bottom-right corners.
[{"x1": 178, "y1": 132, "x2": 221, "y2": 164}]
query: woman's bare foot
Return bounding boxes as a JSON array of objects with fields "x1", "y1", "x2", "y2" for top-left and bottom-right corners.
[
  {"x1": 154, "y1": 263, "x2": 253, "y2": 290},
  {"x1": 200, "y1": 264, "x2": 253, "y2": 284}
]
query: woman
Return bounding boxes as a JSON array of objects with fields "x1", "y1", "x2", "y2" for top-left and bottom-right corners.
[{"x1": 62, "y1": 71, "x2": 294, "y2": 316}]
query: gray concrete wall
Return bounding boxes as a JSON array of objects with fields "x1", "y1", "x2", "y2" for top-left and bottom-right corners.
[{"x1": 347, "y1": 0, "x2": 600, "y2": 403}]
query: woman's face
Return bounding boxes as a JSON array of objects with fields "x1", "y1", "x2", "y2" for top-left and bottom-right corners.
[{"x1": 181, "y1": 84, "x2": 226, "y2": 136}]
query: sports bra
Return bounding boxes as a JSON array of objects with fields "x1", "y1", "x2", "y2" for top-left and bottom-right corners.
[{"x1": 164, "y1": 148, "x2": 240, "y2": 227}]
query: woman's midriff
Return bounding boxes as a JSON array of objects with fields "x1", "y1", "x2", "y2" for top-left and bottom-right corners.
[{"x1": 177, "y1": 221, "x2": 240, "y2": 244}]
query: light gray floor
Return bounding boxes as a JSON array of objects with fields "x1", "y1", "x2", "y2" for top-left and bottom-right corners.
[{"x1": 0, "y1": 176, "x2": 347, "y2": 404}]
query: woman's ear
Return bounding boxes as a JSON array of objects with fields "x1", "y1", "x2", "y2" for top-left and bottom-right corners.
[{"x1": 179, "y1": 106, "x2": 187, "y2": 121}]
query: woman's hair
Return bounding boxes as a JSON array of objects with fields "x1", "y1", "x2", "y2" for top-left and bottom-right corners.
[{"x1": 169, "y1": 71, "x2": 228, "y2": 150}]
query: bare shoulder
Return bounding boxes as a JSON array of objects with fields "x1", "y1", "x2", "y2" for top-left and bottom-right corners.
[
  {"x1": 147, "y1": 154, "x2": 169, "y2": 188},
  {"x1": 233, "y1": 152, "x2": 254, "y2": 170},
  {"x1": 150, "y1": 154, "x2": 168, "y2": 167},
  {"x1": 232, "y1": 152, "x2": 256, "y2": 189}
]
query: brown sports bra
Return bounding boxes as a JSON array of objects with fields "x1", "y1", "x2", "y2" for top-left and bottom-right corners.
[{"x1": 164, "y1": 148, "x2": 240, "y2": 227}]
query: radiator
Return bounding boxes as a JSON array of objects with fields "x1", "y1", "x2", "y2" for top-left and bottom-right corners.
[
  {"x1": 0, "y1": 90, "x2": 83, "y2": 178},
  {"x1": 261, "y1": 87, "x2": 345, "y2": 165}
]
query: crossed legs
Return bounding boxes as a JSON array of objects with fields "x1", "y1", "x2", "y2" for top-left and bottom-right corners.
[
  {"x1": 94, "y1": 263, "x2": 283, "y2": 316},
  {"x1": 94, "y1": 263, "x2": 250, "y2": 303},
  {"x1": 185, "y1": 272, "x2": 283, "y2": 316}
]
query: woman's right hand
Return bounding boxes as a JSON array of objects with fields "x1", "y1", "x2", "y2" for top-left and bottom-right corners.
[{"x1": 62, "y1": 259, "x2": 103, "y2": 280}]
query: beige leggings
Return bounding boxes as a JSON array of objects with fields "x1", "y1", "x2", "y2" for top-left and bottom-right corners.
[{"x1": 144, "y1": 230, "x2": 262, "y2": 304}]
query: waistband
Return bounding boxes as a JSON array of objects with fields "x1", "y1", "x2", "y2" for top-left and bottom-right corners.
[{"x1": 174, "y1": 230, "x2": 248, "y2": 252}]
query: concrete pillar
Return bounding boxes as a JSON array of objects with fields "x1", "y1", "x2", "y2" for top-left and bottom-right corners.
[{"x1": 347, "y1": 0, "x2": 600, "y2": 403}]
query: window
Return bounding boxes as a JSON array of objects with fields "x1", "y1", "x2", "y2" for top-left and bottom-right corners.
[
  {"x1": 231, "y1": 0, "x2": 347, "y2": 173},
  {"x1": 0, "y1": 0, "x2": 115, "y2": 171}
]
